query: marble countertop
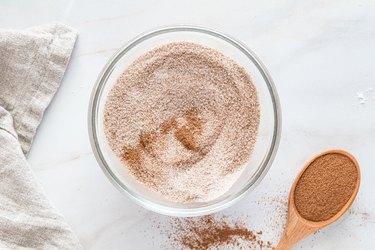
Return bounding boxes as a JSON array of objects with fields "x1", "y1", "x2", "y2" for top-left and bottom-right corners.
[{"x1": 2, "y1": 0, "x2": 375, "y2": 249}]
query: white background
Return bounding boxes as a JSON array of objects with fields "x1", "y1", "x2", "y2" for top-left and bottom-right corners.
[{"x1": 1, "y1": 0, "x2": 375, "y2": 249}]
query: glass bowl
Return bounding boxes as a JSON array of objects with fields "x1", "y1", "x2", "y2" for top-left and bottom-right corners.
[{"x1": 88, "y1": 26, "x2": 281, "y2": 217}]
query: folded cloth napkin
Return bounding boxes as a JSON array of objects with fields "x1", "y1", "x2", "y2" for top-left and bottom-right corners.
[{"x1": 0, "y1": 23, "x2": 81, "y2": 249}]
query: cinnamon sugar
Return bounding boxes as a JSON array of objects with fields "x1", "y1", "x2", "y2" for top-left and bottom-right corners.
[{"x1": 104, "y1": 42, "x2": 260, "y2": 202}]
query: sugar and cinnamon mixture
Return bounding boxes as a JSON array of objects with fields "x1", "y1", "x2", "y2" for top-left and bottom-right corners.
[{"x1": 104, "y1": 42, "x2": 260, "y2": 202}]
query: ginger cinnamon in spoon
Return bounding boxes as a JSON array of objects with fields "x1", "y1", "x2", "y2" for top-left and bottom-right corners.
[
  {"x1": 276, "y1": 150, "x2": 360, "y2": 249},
  {"x1": 294, "y1": 153, "x2": 358, "y2": 222}
]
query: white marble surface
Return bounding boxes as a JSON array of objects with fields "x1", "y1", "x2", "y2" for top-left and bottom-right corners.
[{"x1": 2, "y1": 0, "x2": 375, "y2": 249}]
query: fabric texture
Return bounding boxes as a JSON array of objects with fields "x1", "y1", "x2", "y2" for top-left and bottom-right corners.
[
  {"x1": 0, "y1": 23, "x2": 81, "y2": 249},
  {"x1": 0, "y1": 23, "x2": 77, "y2": 154}
]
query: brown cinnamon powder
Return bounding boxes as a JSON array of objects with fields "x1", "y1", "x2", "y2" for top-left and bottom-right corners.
[
  {"x1": 167, "y1": 215, "x2": 274, "y2": 249},
  {"x1": 294, "y1": 153, "x2": 358, "y2": 222},
  {"x1": 161, "y1": 118, "x2": 177, "y2": 135},
  {"x1": 122, "y1": 146, "x2": 143, "y2": 167},
  {"x1": 120, "y1": 109, "x2": 204, "y2": 169}
]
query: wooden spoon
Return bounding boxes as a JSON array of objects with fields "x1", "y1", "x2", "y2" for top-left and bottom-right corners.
[{"x1": 276, "y1": 149, "x2": 361, "y2": 250}]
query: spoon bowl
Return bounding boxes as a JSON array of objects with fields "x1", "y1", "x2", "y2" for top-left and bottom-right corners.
[{"x1": 276, "y1": 149, "x2": 361, "y2": 250}]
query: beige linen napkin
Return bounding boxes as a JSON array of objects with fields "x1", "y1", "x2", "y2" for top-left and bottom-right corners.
[{"x1": 0, "y1": 23, "x2": 81, "y2": 249}]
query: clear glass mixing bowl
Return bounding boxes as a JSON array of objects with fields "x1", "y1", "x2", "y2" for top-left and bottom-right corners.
[{"x1": 88, "y1": 26, "x2": 281, "y2": 217}]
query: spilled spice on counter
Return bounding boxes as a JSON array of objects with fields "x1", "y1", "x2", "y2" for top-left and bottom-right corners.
[
  {"x1": 294, "y1": 153, "x2": 358, "y2": 222},
  {"x1": 146, "y1": 191, "x2": 290, "y2": 249},
  {"x1": 166, "y1": 215, "x2": 274, "y2": 249}
]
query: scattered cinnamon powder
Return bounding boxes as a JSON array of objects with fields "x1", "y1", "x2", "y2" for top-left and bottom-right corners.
[
  {"x1": 294, "y1": 153, "x2": 358, "y2": 222},
  {"x1": 122, "y1": 109, "x2": 204, "y2": 167},
  {"x1": 173, "y1": 109, "x2": 204, "y2": 151},
  {"x1": 122, "y1": 146, "x2": 143, "y2": 167},
  {"x1": 161, "y1": 118, "x2": 177, "y2": 135},
  {"x1": 185, "y1": 109, "x2": 204, "y2": 134},
  {"x1": 139, "y1": 131, "x2": 157, "y2": 152},
  {"x1": 167, "y1": 215, "x2": 274, "y2": 249},
  {"x1": 174, "y1": 127, "x2": 197, "y2": 151},
  {"x1": 104, "y1": 42, "x2": 260, "y2": 202}
]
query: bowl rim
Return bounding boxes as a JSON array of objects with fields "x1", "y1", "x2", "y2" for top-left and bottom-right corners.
[{"x1": 88, "y1": 25, "x2": 282, "y2": 217}]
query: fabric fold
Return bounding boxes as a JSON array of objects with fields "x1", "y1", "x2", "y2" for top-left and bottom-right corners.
[
  {"x1": 0, "y1": 22, "x2": 78, "y2": 154},
  {"x1": 0, "y1": 23, "x2": 81, "y2": 249}
]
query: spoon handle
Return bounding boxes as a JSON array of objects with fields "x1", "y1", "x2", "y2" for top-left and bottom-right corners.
[
  {"x1": 275, "y1": 236, "x2": 292, "y2": 250},
  {"x1": 276, "y1": 205, "x2": 316, "y2": 250},
  {"x1": 276, "y1": 220, "x2": 311, "y2": 250}
]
